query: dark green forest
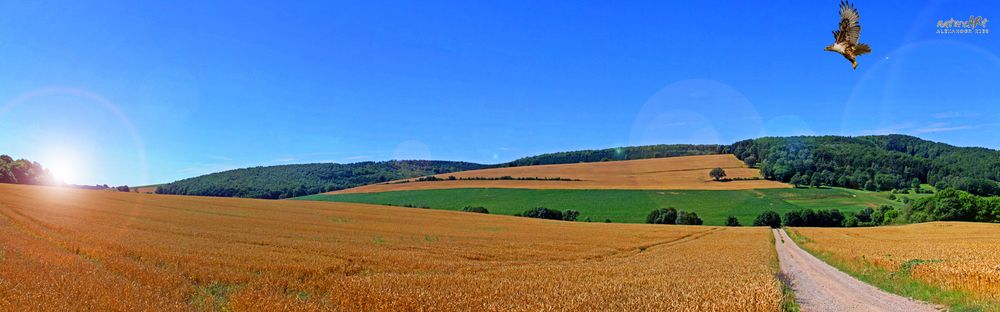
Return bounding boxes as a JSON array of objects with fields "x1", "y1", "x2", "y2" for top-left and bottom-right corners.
[
  {"x1": 725, "y1": 135, "x2": 1000, "y2": 196},
  {"x1": 0, "y1": 155, "x2": 54, "y2": 185},
  {"x1": 154, "y1": 160, "x2": 484, "y2": 199}
]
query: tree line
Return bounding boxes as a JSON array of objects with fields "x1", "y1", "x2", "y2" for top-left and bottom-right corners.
[
  {"x1": 750, "y1": 189, "x2": 999, "y2": 228},
  {"x1": 0, "y1": 155, "x2": 55, "y2": 185}
]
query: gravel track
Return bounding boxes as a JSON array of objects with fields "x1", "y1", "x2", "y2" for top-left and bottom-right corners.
[{"x1": 773, "y1": 229, "x2": 940, "y2": 312}]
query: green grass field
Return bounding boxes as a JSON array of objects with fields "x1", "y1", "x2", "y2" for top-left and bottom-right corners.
[{"x1": 297, "y1": 187, "x2": 902, "y2": 226}]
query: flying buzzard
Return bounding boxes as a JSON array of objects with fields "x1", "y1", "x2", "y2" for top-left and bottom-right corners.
[{"x1": 825, "y1": 1, "x2": 871, "y2": 69}]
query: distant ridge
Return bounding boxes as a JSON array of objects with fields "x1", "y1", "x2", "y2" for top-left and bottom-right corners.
[{"x1": 154, "y1": 135, "x2": 1000, "y2": 199}]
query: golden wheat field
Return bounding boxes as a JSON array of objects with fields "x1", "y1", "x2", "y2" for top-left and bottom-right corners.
[
  {"x1": 0, "y1": 183, "x2": 782, "y2": 311},
  {"x1": 329, "y1": 154, "x2": 789, "y2": 194},
  {"x1": 792, "y1": 222, "x2": 1000, "y2": 303}
]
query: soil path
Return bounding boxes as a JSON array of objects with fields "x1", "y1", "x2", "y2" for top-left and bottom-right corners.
[{"x1": 773, "y1": 229, "x2": 940, "y2": 312}]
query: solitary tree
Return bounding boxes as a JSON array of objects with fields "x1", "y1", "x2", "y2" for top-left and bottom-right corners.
[{"x1": 709, "y1": 167, "x2": 727, "y2": 181}]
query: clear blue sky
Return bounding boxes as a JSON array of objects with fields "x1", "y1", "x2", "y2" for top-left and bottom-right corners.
[{"x1": 0, "y1": 1, "x2": 997, "y2": 185}]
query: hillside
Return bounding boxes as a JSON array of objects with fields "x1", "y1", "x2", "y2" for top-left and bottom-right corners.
[
  {"x1": 726, "y1": 135, "x2": 1000, "y2": 196},
  {"x1": 0, "y1": 183, "x2": 781, "y2": 310},
  {"x1": 329, "y1": 154, "x2": 788, "y2": 194},
  {"x1": 154, "y1": 160, "x2": 485, "y2": 199}
]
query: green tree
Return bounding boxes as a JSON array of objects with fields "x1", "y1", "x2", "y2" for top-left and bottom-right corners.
[
  {"x1": 675, "y1": 211, "x2": 703, "y2": 225},
  {"x1": 725, "y1": 216, "x2": 741, "y2": 226},
  {"x1": 789, "y1": 173, "x2": 805, "y2": 188},
  {"x1": 562, "y1": 210, "x2": 580, "y2": 221},
  {"x1": 753, "y1": 211, "x2": 782, "y2": 228},
  {"x1": 743, "y1": 155, "x2": 758, "y2": 168},
  {"x1": 646, "y1": 208, "x2": 678, "y2": 224},
  {"x1": 709, "y1": 167, "x2": 727, "y2": 181}
]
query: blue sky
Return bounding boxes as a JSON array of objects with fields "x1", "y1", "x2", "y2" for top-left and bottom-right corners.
[{"x1": 0, "y1": 1, "x2": 997, "y2": 185}]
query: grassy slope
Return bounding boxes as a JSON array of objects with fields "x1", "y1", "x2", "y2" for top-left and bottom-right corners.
[{"x1": 298, "y1": 187, "x2": 901, "y2": 226}]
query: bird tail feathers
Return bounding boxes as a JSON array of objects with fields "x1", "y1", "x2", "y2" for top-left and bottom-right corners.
[{"x1": 855, "y1": 44, "x2": 871, "y2": 56}]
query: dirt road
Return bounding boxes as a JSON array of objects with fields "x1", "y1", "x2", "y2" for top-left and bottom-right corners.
[{"x1": 773, "y1": 229, "x2": 940, "y2": 312}]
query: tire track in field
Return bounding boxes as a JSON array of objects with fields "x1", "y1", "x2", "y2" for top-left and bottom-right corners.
[
  {"x1": 773, "y1": 229, "x2": 941, "y2": 312},
  {"x1": 636, "y1": 227, "x2": 725, "y2": 252}
]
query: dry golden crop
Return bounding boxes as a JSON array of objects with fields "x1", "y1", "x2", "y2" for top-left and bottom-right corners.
[
  {"x1": 330, "y1": 154, "x2": 789, "y2": 194},
  {"x1": 792, "y1": 222, "x2": 1000, "y2": 302},
  {"x1": 0, "y1": 183, "x2": 781, "y2": 311}
]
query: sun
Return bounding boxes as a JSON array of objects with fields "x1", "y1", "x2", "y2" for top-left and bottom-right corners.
[{"x1": 45, "y1": 158, "x2": 80, "y2": 184}]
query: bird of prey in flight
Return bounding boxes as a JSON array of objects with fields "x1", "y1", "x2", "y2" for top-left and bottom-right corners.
[{"x1": 824, "y1": 1, "x2": 871, "y2": 70}]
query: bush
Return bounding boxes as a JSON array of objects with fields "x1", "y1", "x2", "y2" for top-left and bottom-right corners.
[
  {"x1": 520, "y1": 207, "x2": 563, "y2": 220},
  {"x1": 562, "y1": 210, "x2": 580, "y2": 221},
  {"x1": 675, "y1": 211, "x2": 703, "y2": 225},
  {"x1": 461, "y1": 206, "x2": 489, "y2": 214},
  {"x1": 754, "y1": 211, "x2": 782, "y2": 228},
  {"x1": 646, "y1": 208, "x2": 678, "y2": 224},
  {"x1": 725, "y1": 216, "x2": 741, "y2": 226}
]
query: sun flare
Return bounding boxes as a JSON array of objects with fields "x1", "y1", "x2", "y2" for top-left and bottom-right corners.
[{"x1": 45, "y1": 158, "x2": 80, "y2": 184}]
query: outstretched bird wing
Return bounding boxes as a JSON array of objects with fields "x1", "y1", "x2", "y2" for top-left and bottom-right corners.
[{"x1": 833, "y1": 1, "x2": 862, "y2": 45}]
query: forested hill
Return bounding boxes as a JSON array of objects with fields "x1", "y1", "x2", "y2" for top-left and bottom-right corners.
[
  {"x1": 154, "y1": 160, "x2": 485, "y2": 199},
  {"x1": 725, "y1": 135, "x2": 1000, "y2": 196},
  {"x1": 504, "y1": 144, "x2": 723, "y2": 167}
]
